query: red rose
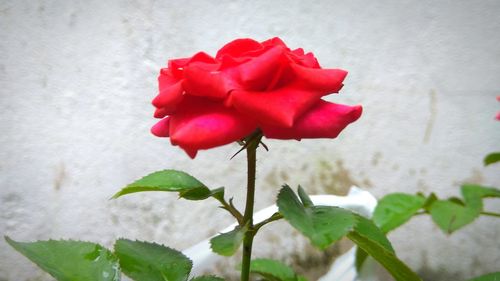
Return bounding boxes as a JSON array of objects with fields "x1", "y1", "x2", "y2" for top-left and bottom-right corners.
[
  {"x1": 151, "y1": 37, "x2": 362, "y2": 158},
  {"x1": 496, "y1": 96, "x2": 500, "y2": 121}
]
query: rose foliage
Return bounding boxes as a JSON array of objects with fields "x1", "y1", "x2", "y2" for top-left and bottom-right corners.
[{"x1": 151, "y1": 37, "x2": 362, "y2": 157}]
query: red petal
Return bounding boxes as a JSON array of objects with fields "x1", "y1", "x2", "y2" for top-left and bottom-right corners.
[
  {"x1": 291, "y1": 48, "x2": 305, "y2": 56},
  {"x1": 183, "y1": 148, "x2": 198, "y2": 159},
  {"x1": 262, "y1": 100, "x2": 362, "y2": 140},
  {"x1": 292, "y1": 64, "x2": 347, "y2": 93},
  {"x1": 169, "y1": 97, "x2": 257, "y2": 157},
  {"x1": 189, "y1": 51, "x2": 217, "y2": 64},
  {"x1": 261, "y1": 37, "x2": 288, "y2": 48},
  {"x1": 302, "y1": 53, "x2": 320, "y2": 68},
  {"x1": 151, "y1": 117, "x2": 170, "y2": 137},
  {"x1": 182, "y1": 64, "x2": 233, "y2": 99},
  {"x1": 168, "y1": 58, "x2": 190, "y2": 78},
  {"x1": 152, "y1": 80, "x2": 183, "y2": 110},
  {"x1": 289, "y1": 49, "x2": 319, "y2": 68},
  {"x1": 236, "y1": 46, "x2": 286, "y2": 90},
  {"x1": 158, "y1": 68, "x2": 180, "y2": 89},
  {"x1": 216, "y1": 38, "x2": 262, "y2": 59},
  {"x1": 496, "y1": 96, "x2": 500, "y2": 120},
  {"x1": 154, "y1": 107, "x2": 169, "y2": 118},
  {"x1": 219, "y1": 54, "x2": 251, "y2": 69},
  {"x1": 230, "y1": 84, "x2": 323, "y2": 127}
]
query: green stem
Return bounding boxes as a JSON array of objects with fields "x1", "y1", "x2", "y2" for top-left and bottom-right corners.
[
  {"x1": 414, "y1": 210, "x2": 500, "y2": 218},
  {"x1": 481, "y1": 211, "x2": 500, "y2": 218},
  {"x1": 216, "y1": 197, "x2": 244, "y2": 225},
  {"x1": 254, "y1": 212, "x2": 283, "y2": 232},
  {"x1": 240, "y1": 133, "x2": 261, "y2": 281}
]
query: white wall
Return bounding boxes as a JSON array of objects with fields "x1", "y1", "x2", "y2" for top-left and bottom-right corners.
[{"x1": 1, "y1": 1, "x2": 499, "y2": 280}]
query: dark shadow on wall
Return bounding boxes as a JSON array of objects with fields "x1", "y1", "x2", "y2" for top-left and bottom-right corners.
[{"x1": 418, "y1": 266, "x2": 463, "y2": 281}]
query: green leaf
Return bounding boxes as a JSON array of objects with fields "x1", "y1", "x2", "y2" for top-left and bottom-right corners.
[
  {"x1": 430, "y1": 185, "x2": 500, "y2": 233},
  {"x1": 429, "y1": 200, "x2": 479, "y2": 234},
  {"x1": 354, "y1": 247, "x2": 368, "y2": 272},
  {"x1": 112, "y1": 170, "x2": 215, "y2": 200},
  {"x1": 461, "y1": 184, "x2": 500, "y2": 207},
  {"x1": 297, "y1": 185, "x2": 314, "y2": 208},
  {"x1": 277, "y1": 185, "x2": 314, "y2": 235},
  {"x1": 210, "y1": 187, "x2": 225, "y2": 202},
  {"x1": 249, "y1": 258, "x2": 306, "y2": 281},
  {"x1": 373, "y1": 193, "x2": 426, "y2": 233},
  {"x1": 467, "y1": 272, "x2": 500, "y2": 281},
  {"x1": 484, "y1": 152, "x2": 500, "y2": 166},
  {"x1": 277, "y1": 185, "x2": 357, "y2": 249},
  {"x1": 114, "y1": 239, "x2": 191, "y2": 281},
  {"x1": 351, "y1": 215, "x2": 394, "y2": 253},
  {"x1": 448, "y1": 197, "x2": 466, "y2": 205},
  {"x1": 210, "y1": 225, "x2": 247, "y2": 256},
  {"x1": 347, "y1": 230, "x2": 421, "y2": 281},
  {"x1": 309, "y1": 207, "x2": 357, "y2": 249},
  {"x1": 190, "y1": 276, "x2": 225, "y2": 281},
  {"x1": 5, "y1": 237, "x2": 120, "y2": 281},
  {"x1": 358, "y1": 193, "x2": 428, "y2": 272},
  {"x1": 422, "y1": 193, "x2": 438, "y2": 211},
  {"x1": 276, "y1": 187, "x2": 422, "y2": 281},
  {"x1": 353, "y1": 215, "x2": 395, "y2": 271}
]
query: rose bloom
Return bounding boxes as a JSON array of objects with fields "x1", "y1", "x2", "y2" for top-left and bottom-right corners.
[
  {"x1": 151, "y1": 37, "x2": 362, "y2": 158},
  {"x1": 496, "y1": 96, "x2": 500, "y2": 121}
]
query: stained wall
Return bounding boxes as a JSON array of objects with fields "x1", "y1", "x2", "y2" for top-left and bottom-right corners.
[{"x1": 1, "y1": 1, "x2": 499, "y2": 280}]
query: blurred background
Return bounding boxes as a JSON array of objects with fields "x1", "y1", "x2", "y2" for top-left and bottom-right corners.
[{"x1": 1, "y1": 0, "x2": 499, "y2": 280}]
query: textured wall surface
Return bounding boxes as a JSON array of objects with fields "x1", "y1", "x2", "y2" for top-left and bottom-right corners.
[{"x1": 1, "y1": 0, "x2": 500, "y2": 280}]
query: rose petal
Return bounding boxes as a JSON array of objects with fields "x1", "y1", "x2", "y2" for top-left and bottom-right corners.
[
  {"x1": 154, "y1": 107, "x2": 170, "y2": 118},
  {"x1": 158, "y1": 68, "x2": 180, "y2": 88},
  {"x1": 235, "y1": 45, "x2": 286, "y2": 91},
  {"x1": 230, "y1": 84, "x2": 324, "y2": 127},
  {"x1": 151, "y1": 117, "x2": 170, "y2": 137},
  {"x1": 169, "y1": 97, "x2": 257, "y2": 158},
  {"x1": 292, "y1": 64, "x2": 347, "y2": 93},
  {"x1": 289, "y1": 49, "x2": 317, "y2": 68},
  {"x1": 182, "y1": 62, "x2": 232, "y2": 99},
  {"x1": 219, "y1": 54, "x2": 251, "y2": 69},
  {"x1": 152, "y1": 80, "x2": 184, "y2": 110},
  {"x1": 189, "y1": 51, "x2": 217, "y2": 64},
  {"x1": 289, "y1": 51, "x2": 320, "y2": 68},
  {"x1": 262, "y1": 100, "x2": 362, "y2": 140},
  {"x1": 291, "y1": 48, "x2": 305, "y2": 56},
  {"x1": 216, "y1": 38, "x2": 263, "y2": 59},
  {"x1": 261, "y1": 37, "x2": 288, "y2": 48},
  {"x1": 496, "y1": 96, "x2": 500, "y2": 120},
  {"x1": 183, "y1": 147, "x2": 198, "y2": 159},
  {"x1": 181, "y1": 53, "x2": 233, "y2": 99},
  {"x1": 168, "y1": 58, "x2": 190, "y2": 78}
]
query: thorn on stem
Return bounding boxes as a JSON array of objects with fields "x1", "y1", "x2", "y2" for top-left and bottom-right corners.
[{"x1": 259, "y1": 140, "x2": 269, "y2": 151}]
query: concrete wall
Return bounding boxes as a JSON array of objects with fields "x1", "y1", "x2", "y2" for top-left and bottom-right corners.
[{"x1": 1, "y1": 0, "x2": 499, "y2": 280}]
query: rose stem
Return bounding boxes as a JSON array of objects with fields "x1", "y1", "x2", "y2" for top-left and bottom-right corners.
[
  {"x1": 240, "y1": 132, "x2": 261, "y2": 281},
  {"x1": 481, "y1": 211, "x2": 500, "y2": 218}
]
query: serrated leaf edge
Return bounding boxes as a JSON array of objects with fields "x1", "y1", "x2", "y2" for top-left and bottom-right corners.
[
  {"x1": 277, "y1": 186, "x2": 359, "y2": 250},
  {"x1": 209, "y1": 226, "x2": 247, "y2": 257}
]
